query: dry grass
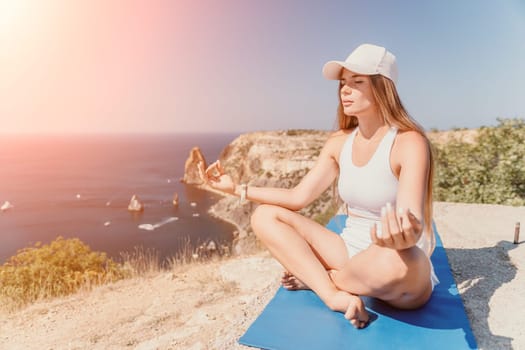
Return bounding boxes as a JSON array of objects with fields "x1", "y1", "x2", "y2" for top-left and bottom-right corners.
[
  {"x1": 119, "y1": 247, "x2": 162, "y2": 278},
  {"x1": 0, "y1": 236, "x2": 235, "y2": 314}
]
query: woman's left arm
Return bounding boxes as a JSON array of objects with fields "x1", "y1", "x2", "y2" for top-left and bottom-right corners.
[{"x1": 371, "y1": 131, "x2": 430, "y2": 250}]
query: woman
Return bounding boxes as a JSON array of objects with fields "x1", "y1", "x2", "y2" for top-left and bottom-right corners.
[{"x1": 199, "y1": 43, "x2": 439, "y2": 329}]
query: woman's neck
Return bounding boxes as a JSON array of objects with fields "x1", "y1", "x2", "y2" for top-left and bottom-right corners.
[{"x1": 356, "y1": 115, "x2": 387, "y2": 140}]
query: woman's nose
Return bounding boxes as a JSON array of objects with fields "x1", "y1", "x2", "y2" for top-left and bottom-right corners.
[{"x1": 341, "y1": 85, "x2": 352, "y2": 95}]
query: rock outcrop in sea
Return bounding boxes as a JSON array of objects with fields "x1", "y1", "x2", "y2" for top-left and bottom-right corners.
[
  {"x1": 182, "y1": 147, "x2": 207, "y2": 185},
  {"x1": 128, "y1": 194, "x2": 144, "y2": 212},
  {"x1": 186, "y1": 129, "x2": 338, "y2": 254}
]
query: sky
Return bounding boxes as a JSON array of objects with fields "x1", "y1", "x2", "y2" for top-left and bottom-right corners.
[{"x1": 1, "y1": 0, "x2": 524, "y2": 134}]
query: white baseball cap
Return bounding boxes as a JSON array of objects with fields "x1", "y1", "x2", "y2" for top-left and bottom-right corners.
[{"x1": 322, "y1": 44, "x2": 398, "y2": 84}]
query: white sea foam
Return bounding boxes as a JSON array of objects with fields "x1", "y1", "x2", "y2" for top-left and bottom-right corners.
[
  {"x1": 1, "y1": 201, "x2": 14, "y2": 212},
  {"x1": 138, "y1": 216, "x2": 179, "y2": 231}
]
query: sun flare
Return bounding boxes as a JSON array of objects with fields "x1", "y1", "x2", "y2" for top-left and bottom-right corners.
[{"x1": 0, "y1": 0, "x2": 28, "y2": 34}]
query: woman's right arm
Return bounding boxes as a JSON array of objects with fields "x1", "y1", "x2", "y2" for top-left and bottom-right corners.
[{"x1": 199, "y1": 131, "x2": 347, "y2": 211}]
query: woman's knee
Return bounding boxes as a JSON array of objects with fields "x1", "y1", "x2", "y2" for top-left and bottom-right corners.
[
  {"x1": 382, "y1": 246, "x2": 430, "y2": 286},
  {"x1": 250, "y1": 204, "x2": 280, "y2": 238},
  {"x1": 368, "y1": 245, "x2": 424, "y2": 285}
]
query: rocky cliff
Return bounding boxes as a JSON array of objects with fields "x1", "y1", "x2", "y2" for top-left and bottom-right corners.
[{"x1": 199, "y1": 129, "x2": 338, "y2": 254}]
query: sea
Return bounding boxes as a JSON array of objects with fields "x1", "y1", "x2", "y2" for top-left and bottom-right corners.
[{"x1": 0, "y1": 133, "x2": 240, "y2": 264}]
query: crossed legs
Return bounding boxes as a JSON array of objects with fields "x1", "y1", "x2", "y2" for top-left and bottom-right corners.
[
  {"x1": 250, "y1": 204, "x2": 433, "y2": 328},
  {"x1": 251, "y1": 204, "x2": 369, "y2": 327}
]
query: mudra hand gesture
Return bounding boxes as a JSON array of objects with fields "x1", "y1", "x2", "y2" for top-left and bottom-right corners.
[
  {"x1": 198, "y1": 160, "x2": 236, "y2": 194},
  {"x1": 371, "y1": 203, "x2": 423, "y2": 250}
]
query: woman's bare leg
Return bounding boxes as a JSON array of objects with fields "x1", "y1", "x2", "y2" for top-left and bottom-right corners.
[
  {"x1": 329, "y1": 244, "x2": 433, "y2": 309},
  {"x1": 281, "y1": 271, "x2": 309, "y2": 290},
  {"x1": 284, "y1": 245, "x2": 433, "y2": 308},
  {"x1": 250, "y1": 204, "x2": 369, "y2": 327}
]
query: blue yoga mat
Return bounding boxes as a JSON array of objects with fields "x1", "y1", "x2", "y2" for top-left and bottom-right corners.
[{"x1": 239, "y1": 215, "x2": 477, "y2": 350}]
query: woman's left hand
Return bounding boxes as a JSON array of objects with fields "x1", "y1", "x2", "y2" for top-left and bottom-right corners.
[
  {"x1": 370, "y1": 203, "x2": 422, "y2": 250},
  {"x1": 199, "y1": 160, "x2": 236, "y2": 194}
]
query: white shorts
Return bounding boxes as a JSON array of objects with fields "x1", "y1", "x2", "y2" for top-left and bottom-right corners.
[{"x1": 340, "y1": 215, "x2": 440, "y2": 290}]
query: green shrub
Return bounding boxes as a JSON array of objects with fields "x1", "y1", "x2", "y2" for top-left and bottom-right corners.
[
  {"x1": 0, "y1": 237, "x2": 129, "y2": 308},
  {"x1": 433, "y1": 118, "x2": 525, "y2": 205}
]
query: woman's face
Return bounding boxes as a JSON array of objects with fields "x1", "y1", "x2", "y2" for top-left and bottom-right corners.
[{"x1": 339, "y1": 69, "x2": 376, "y2": 117}]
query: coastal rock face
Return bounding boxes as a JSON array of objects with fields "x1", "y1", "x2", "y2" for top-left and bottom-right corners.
[
  {"x1": 206, "y1": 130, "x2": 337, "y2": 254},
  {"x1": 183, "y1": 147, "x2": 207, "y2": 184},
  {"x1": 219, "y1": 129, "x2": 329, "y2": 185}
]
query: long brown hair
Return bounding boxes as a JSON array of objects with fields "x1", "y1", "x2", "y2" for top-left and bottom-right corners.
[{"x1": 336, "y1": 74, "x2": 436, "y2": 255}]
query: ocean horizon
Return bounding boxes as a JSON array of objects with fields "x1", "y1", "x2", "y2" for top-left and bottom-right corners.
[{"x1": 0, "y1": 132, "x2": 241, "y2": 264}]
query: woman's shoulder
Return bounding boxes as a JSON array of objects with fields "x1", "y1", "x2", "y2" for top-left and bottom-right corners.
[
  {"x1": 328, "y1": 127, "x2": 356, "y2": 139},
  {"x1": 319, "y1": 128, "x2": 356, "y2": 160},
  {"x1": 395, "y1": 130, "x2": 429, "y2": 149},
  {"x1": 325, "y1": 128, "x2": 355, "y2": 147},
  {"x1": 393, "y1": 130, "x2": 430, "y2": 161}
]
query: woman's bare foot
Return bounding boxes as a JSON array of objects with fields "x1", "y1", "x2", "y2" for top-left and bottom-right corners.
[
  {"x1": 327, "y1": 290, "x2": 369, "y2": 329},
  {"x1": 282, "y1": 271, "x2": 369, "y2": 328},
  {"x1": 281, "y1": 271, "x2": 310, "y2": 290}
]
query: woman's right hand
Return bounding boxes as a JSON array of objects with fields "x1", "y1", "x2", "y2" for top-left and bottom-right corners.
[{"x1": 198, "y1": 160, "x2": 236, "y2": 194}]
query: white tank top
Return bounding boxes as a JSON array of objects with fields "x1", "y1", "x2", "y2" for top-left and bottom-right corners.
[{"x1": 338, "y1": 127, "x2": 398, "y2": 219}]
